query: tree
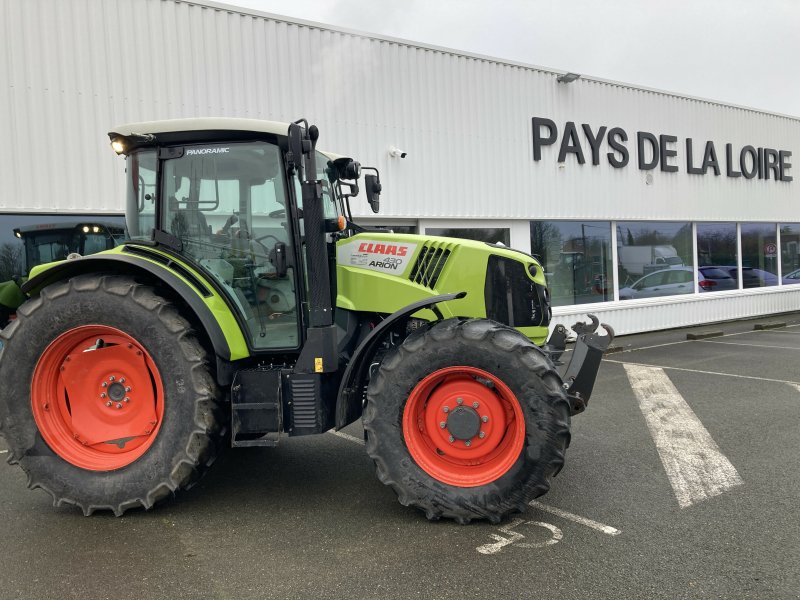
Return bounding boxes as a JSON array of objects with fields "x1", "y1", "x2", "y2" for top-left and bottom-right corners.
[{"x1": 0, "y1": 242, "x2": 23, "y2": 282}]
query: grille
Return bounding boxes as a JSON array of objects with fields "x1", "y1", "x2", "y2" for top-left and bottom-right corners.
[
  {"x1": 291, "y1": 378, "x2": 318, "y2": 429},
  {"x1": 409, "y1": 244, "x2": 453, "y2": 289}
]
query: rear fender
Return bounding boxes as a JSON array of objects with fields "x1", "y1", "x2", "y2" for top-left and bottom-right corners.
[
  {"x1": 335, "y1": 291, "x2": 466, "y2": 429},
  {"x1": 20, "y1": 253, "x2": 244, "y2": 373}
]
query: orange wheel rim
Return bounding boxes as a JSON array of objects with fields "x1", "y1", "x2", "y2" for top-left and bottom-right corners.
[
  {"x1": 402, "y1": 366, "x2": 525, "y2": 487},
  {"x1": 31, "y1": 325, "x2": 165, "y2": 471}
]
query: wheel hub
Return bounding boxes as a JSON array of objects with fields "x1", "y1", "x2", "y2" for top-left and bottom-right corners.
[
  {"x1": 403, "y1": 366, "x2": 526, "y2": 487},
  {"x1": 446, "y1": 406, "x2": 481, "y2": 440},
  {"x1": 31, "y1": 325, "x2": 164, "y2": 471},
  {"x1": 107, "y1": 381, "x2": 126, "y2": 402}
]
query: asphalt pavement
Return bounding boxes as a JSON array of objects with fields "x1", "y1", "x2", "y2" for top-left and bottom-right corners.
[{"x1": 2, "y1": 313, "x2": 800, "y2": 599}]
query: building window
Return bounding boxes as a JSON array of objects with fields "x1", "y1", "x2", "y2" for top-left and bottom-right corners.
[
  {"x1": 426, "y1": 227, "x2": 510, "y2": 246},
  {"x1": 780, "y1": 224, "x2": 800, "y2": 284},
  {"x1": 696, "y1": 223, "x2": 738, "y2": 292},
  {"x1": 372, "y1": 223, "x2": 418, "y2": 234},
  {"x1": 740, "y1": 223, "x2": 778, "y2": 287},
  {"x1": 530, "y1": 221, "x2": 613, "y2": 306},
  {"x1": 617, "y1": 221, "x2": 693, "y2": 300}
]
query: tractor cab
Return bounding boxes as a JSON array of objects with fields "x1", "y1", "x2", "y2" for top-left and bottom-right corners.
[{"x1": 115, "y1": 119, "x2": 366, "y2": 351}]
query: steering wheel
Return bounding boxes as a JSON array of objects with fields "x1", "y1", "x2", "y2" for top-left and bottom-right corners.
[
  {"x1": 269, "y1": 209, "x2": 286, "y2": 219},
  {"x1": 254, "y1": 233, "x2": 282, "y2": 245}
]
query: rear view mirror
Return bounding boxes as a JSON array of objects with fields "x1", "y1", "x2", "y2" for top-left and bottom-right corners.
[
  {"x1": 287, "y1": 122, "x2": 304, "y2": 175},
  {"x1": 364, "y1": 174, "x2": 381, "y2": 214}
]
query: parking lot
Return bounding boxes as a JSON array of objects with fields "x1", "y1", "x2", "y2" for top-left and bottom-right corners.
[{"x1": 2, "y1": 314, "x2": 800, "y2": 599}]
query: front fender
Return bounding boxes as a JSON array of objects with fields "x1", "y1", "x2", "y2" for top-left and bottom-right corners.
[{"x1": 335, "y1": 291, "x2": 466, "y2": 430}]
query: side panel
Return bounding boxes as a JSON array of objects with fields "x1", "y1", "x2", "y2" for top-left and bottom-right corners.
[{"x1": 335, "y1": 233, "x2": 550, "y2": 344}]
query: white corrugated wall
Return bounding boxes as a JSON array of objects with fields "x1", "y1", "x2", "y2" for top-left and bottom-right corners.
[
  {"x1": 1, "y1": 0, "x2": 799, "y2": 334},
  {"x1": 2, "y1": 0, "x2": 797, "y2": 219}
]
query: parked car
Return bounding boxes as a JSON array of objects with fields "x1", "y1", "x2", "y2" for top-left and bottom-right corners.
[
  {"x1": 697, "y1": 266, "x2": 738, "y2": 291},
  {"x1": 782, "y1": 268, "x2": 800, "y2": 285},
  {"x1": 619, "y1": 266, "x2": 737, "y2": 300},
  {"x1": 722, "y1": 266, "x2": 779, "y2": 288}
]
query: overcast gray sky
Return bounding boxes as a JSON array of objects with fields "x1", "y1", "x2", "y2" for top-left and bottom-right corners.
[{"x1": 210, "y1": 0, "x2": 800, "y2": 118}]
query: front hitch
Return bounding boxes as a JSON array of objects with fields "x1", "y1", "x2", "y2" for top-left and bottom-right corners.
[{"x1": 544, "y1": 315, "x2": 614, "y2": 415}]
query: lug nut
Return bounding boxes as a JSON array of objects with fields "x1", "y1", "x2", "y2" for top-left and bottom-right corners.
[
  {"x1": 465, "y1": 440, "x2": 471, "y2": 447},
  {"x1": 101, "y1": 382, "x2": 108, "y2": 388},
  {"x1": 481, "y1": 416, "x2": 489, "y2": 423},
  {"x1": 442, "y1": 406, "x2": 450, "y2": 413},
  {"x1": 120, "y1": 378, "x2": 125, "y2": 384},
  {"x1": 472, "y1": 402, "x2": 479, "y2": 409},
  {"x1": 100, "y1": 393, "x2": 107, "y2": 398},
  {"x1": 456, "y1": 398, "x2": 463, "y2": 405},
  {"x1": 479, "y1": 431, "x2": 486, "y2": 439},
  {"x1": 124, "y1": 397, "x2": 130, "y2": 403},
  {"x1": 109, "y1": 376, "x2": 115, "y2": 382},
  {"x1": 116, "y1": 403, "x2": 122, "y2": 409},
  {"x1": 448, "y1": 435, "x2": 455, "y2": 443},
  {"x1": 439, "y1": 422, "x2": 446, "y2": 429},
  {"x1": 125, "y1": 387, "x2": 131, "y2": 392},
  {"x1": 105, "y1": 401, "x2": 112, "y2": 407}
]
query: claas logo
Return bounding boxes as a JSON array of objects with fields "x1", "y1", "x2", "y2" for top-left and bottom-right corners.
[{"x1": 358, "y1": 242, "x2": 409, "y2": 257}]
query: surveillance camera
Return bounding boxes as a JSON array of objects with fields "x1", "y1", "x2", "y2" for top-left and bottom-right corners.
[{"x1": 389, "y1": 146, "x2": 408, "y2": 159}]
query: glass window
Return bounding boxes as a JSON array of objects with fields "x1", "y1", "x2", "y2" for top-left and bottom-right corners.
[
  {"x1": 426, "y1": 228, "x2": 510, "y2": 246},
  {"x1": 125, "y1": 150, "x2": 157, "y2": 240},
  {"x1": 740, "y1": 223, "x2": 778, "y2": 288},
  {"x1": 370, "y1": 223, "x2": 418, "y2": 234},
  {"x1": 617, "y1": 221, "x2": 693, "y2": 300},
  {"x1": 530, "y1": 221, "x2": 613, "y2": 306},
  {"x1": 161, "y1": 141, "x2": 300, "y2": 350},
  {"x1": 780, "y1": 224, "x2": 800, "y2": 284},
  {"x1": 696, "y1": 223, "x2": 738, "y2": 292}
]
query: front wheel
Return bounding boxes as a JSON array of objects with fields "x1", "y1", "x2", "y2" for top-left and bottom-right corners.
[{"x1": 363, "y1": 318, "x2": 571, "y2": 524}]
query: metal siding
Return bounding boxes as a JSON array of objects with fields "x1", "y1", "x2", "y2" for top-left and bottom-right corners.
[
  {"x1": 0, "y1": 0, "x2": 797, "y2": 222},
  {"x1": 552, "y1": 288, "x2": 800, "y2": 337}
]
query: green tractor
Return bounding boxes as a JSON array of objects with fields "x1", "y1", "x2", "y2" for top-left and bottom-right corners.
[
  {"x1": 0, "y1": 221, "x2": 126, "y2": 328},
  {"x1": 0, "y1": 118, "x2": 612, "y2": 522}
]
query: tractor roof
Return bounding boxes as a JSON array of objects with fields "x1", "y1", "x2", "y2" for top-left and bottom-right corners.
[
  {"x1": 108, "y1": 117, "x2": 339, "y2": 159},
  {"x1": 110, "y1": 117, "x2": 290, "y2": 139}
]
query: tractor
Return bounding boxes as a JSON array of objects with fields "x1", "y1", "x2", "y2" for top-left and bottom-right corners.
[
  {"x1": 0, "y1": 220, "x2": 126, "y2": 328},
  {"x1": 0, "y1": 118, "x2": 613, "y2": 523}
]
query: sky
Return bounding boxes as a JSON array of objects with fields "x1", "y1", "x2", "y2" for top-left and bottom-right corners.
[{"x1": 208, "y1": 0, "x2": 800, "y2": 118}]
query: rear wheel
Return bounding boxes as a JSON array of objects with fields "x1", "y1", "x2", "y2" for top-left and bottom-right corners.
[
  {"x1": 0, "y1": 275, "x2": 224, "y2": 515},
  {"x1": 363, "y1": 318, "x2": 570, "y2": 524}
]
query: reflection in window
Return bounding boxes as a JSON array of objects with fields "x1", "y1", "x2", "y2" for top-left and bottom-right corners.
[
  {"x1": 426, "y1": 228, "x2": 510, "y2": 246},
  {"x1": 617, "y1": 221, "x2": 693, "y2": 300},
  {"x1": 696, "y1": 223, "x2": 738, "y2": 292},
  {"x1": 0, "y1": 215, "x2": 126, "y2": 282},
  {"x1": 741, "y1": 223, "x2": 778, "y2": 288},
  {"x1": 530, "y1": 221, "x2": 613, "y2": 306},
  {"x1": 780, "y1": 224, "x2": 800, "y2": 284}
]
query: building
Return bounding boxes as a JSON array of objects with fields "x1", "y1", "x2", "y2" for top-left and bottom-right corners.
[{"x1": 1, "y1": 0, "x2": 798, "y2": 334}]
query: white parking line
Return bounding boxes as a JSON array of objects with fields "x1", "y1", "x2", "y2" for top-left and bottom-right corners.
[
  {"x1": 0, "y1": 450, "x2": 7, "y2": 454},
  {"x1": 529, "y1": 501, "x2": 621, "y2": 536},
  {"x1": 328, "y1": 430, "x2": 621, "y2": 534},
  {"x1": 624, "y1": 364, "x2": 743, "y2": 508},
  {"x1": 699, "y1": 339, "x2": 800, "y2": 351},
  {"x1": 606, "y1": 358, "x2": 800, "y2": 386},
  {"x1": 328, "y1": 430, "x2": 365, "y2": 446}
]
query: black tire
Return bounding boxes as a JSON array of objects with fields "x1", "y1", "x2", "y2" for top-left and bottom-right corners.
[
  {"x1": 363, "y1": 318, "x2": 570, "y2": 524},
  {"x1": 0, "y1": 275, "x2": 225, "y2": 516}
]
